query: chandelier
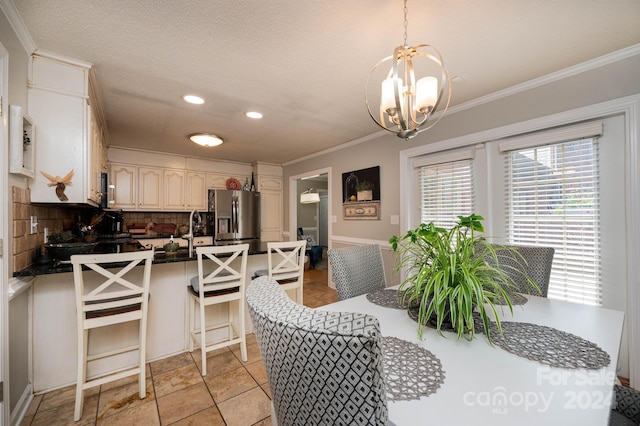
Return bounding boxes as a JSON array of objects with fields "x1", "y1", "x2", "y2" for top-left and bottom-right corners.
[{"x1": 365, "y1": 0, "x2": 451, "y2": 140}]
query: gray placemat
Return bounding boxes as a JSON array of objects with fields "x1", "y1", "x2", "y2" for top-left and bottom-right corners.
[
  {"x1": 366, "y1": 289, "x2": 407, "y2": 309},
  {"x1": 381, "y1": 336, "x2": 445, "y2": 401},
  {"x1": 487, "y1": 321, "x2": 611, "y2": 370}
]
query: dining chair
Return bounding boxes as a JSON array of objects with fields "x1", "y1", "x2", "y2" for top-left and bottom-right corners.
[
  {"x1": 253, "y1": 240, "x2": 306, "y2": 303},
  {"x1": 246, "y1": 276, "x2": 390, "y2": 426},
  {"x1": 486, "y1": 243, "x2": 555, "y2": 297},
  {"x1": 188, "y1": 244, "x2": 249, "y2": 375},
  {"x1": 610, "y1": 384, "x2": 640, "y2": 425},
  {"x1": 328, "y1": 244, "x2": 387, "y2": 300},
  {"x1": 71, "y1": 249, "x2": 154, "y2": 421}
]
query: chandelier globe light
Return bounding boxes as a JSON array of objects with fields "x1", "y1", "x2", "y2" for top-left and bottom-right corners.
[{"x1": 365, "y1": 0, "x2": 451, "y2": 140}]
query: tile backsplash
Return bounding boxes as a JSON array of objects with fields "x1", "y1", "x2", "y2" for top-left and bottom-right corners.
[{"x1": 12, "y1": 186, "x2": 85, "y2": 272}]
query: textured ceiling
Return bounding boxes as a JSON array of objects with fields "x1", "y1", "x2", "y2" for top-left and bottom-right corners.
[{"x1": 12, "y1": 0, "x2": 640, "y2": 164}]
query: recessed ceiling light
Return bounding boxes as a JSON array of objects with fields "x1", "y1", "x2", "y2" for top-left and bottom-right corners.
[
  {"x1": 189, "y1": 133, "x2": 223, "y2": 147},
  {"x1": 183, "y1": 95, "x2": 205, "y2": 105},
  {"x1": 246, "y1": 111, "x2": 263, "y2": 119}
]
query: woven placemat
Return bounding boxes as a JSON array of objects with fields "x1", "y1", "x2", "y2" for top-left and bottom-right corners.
[
  {"x1": 487, "y1": 321, "x2": 611, "y2": 370},
  {"x1": 366, "y1": 289, "x2": 407, "y2": 309},
  {"x1": 381, "y1": 336, "x2": 445, "y2": 401}
]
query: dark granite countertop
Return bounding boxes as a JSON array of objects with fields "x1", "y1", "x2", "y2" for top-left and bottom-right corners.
[{"x1": 14, "y1": 239, "x2": 269, "y2": 278}]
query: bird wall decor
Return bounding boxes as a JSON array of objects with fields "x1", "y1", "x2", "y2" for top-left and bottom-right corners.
[{"x1": 41, "y1": 169, "x2": 74, "y2": 201}]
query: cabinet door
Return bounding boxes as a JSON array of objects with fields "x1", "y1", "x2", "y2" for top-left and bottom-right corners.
[
  {"x1": 260, "y1": 190, "x2": 283, "y2": 241},
  {"x1": 138, "y1": 167, "x2": 163, "y2": 210},
  {"x1": 87, "y1": 104, "x2": 104, "y2": 204},
  {"x1": 110, "y1": 164, "x2": 137, "y2": 209},
  {"x1": 186, "y1": 172, "x2": 207, "y2": 210},
  {"x1": 163, "y1": 169, "x2": 185, "y2": 210}
]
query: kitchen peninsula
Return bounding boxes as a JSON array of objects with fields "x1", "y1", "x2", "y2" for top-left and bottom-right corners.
[{"x1": 15, "y1": 239, "x2": 274, "y2": 394}]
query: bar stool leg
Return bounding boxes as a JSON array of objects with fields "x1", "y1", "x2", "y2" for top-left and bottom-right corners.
[
  {"x1": 138, "y1": 314, "x2": 147, "y2": 398},
  {"x1": 199, "y1": 299, "x2": 207, "y2": 375},
  {"x1": 238, "y1": 300, "x2": 247, "y2": 362},
  {"x1": 74, "y1": 328, "x2": 88, "y2": 421}
]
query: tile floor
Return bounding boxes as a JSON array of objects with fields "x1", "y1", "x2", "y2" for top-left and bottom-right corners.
[{"x1": 21, "y1": 267, "x2": 336, "y2": 426}]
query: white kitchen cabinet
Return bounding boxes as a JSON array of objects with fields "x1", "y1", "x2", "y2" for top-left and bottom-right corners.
[
  {"x1": 110, "y1": 163, "x2": 137, "y2": 209},
  {"x1": 163, "y1": 169, "x2": 186, "y2": 210},
  {"x1": 186, "y1": 172, "x2": 207, "y2": 210},
  {"x1": 28, "y1": 52, "x2": 106, "y2": 205},
  {"x1": 87, "y1": 102, "x2": 107, "y2": 204},
  {"x1": 255, "y1": 163, "x2": 283, "y2": 241},
  {"x1": 138, "y1": 167, "x2": 163, "y2": 210}
]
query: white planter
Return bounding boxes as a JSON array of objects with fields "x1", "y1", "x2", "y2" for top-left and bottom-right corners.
[{"x1": 357, "y1": 190, "x2": 373, "y2": 201}]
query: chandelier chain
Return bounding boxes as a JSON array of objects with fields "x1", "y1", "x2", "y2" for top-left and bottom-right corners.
[{"x1": 402, "y1": 0, "x2": 408, "y2": 46}]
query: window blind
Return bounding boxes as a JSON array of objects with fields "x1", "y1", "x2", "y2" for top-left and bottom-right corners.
[
  {"x1": 505, "y1": 138, "x2": 601, "y2": 305},
  {"x1": 419, "y1": 159, "x2": 475, "y2": 230}
]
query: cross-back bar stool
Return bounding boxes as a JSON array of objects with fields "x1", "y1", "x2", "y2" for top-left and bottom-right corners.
[
  {"x1": 254, "y1": 240, "x2": 306, "y2": 303},
  {"x1": 188, "y1": 244, "x2": 249, "y2": 375},
  {"x1": 71, "y1": 249, "x2": 154, "y2": 421}
]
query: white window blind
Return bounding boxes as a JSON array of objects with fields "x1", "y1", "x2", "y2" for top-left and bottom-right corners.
[
  {"x1": 418, "y1": 159, "x2": 474, "y2": 230},
  {"x1": 505, "y1": 138, "x2": 601, "y2": 305}
]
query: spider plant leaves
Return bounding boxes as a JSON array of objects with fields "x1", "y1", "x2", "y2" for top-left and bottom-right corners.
[{"x1": 391, "y1": 214, "x2": 530, "y2": 343}]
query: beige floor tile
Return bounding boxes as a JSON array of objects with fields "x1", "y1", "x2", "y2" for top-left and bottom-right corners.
[
  {"x1": 153, "y1": 362, "x2": 203, "y2": 398},
  {"x1": 217, "y1": 387, "x2": 271, "y2": 426},
  {"x1": 252, "y1": 418, "x2": 272, "y2": 426},
  {"x1": 196, "y1": 350, "x2": 242, "y2": 377},
  {"x1": 150, "y1": 352, "x2": 194, "y2": 376},
  {"x1": 156, "y1": 382, "x2": 214, "y2": 425},
  {"x1": 260, "y1": 384, "x2": 271, "y2": 399},
  {"x1": 38, "y1": 383, "x2": 99, "y2": 412},
  {"x1": 245, "y1": 333, "x2": 257, "y2": 345},
  {"x1": 31, "y1": 393, "x2": 98, "y2": 426},
  {"x1": 204, "y1": 366, "x2": 258, "y2": 403},
  {"x1": 100, "y1": 365, "x2": 152, "y2": 392},
  {"x1": 170, "y1": 406, "x2": 225, "y2": 426},
  {"x1": 97, "y1": 399, "x2": 159, "y2": 426},
  {"x1": 245, "y1": 361, "x2": 268, "y2": 385},
  {"x1": 25, "y1": 394, "x2": 43, "y2": 418},
  {"x1": 230, "y1": 342, "x2": 262, "y2": 364},
  {"x1": 97, "y1": 379, "x2": 155, "y2": 420}
]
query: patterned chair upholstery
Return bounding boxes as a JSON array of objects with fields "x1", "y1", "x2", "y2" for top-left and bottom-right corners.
[
  {"x1": 246, "y1": 276, "x2": 390, "y2": 426},
  {"x1": 484, "y1": 244, "x2": 555, "y2": 297},
  {"x1": 610, "y1": 384, "x2": 640, "y2": 426},
  {"x1": 328, "y1": 244, "x2": 387, "y2": 301}
]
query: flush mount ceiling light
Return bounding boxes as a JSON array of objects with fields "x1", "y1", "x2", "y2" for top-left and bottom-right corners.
[
  {"x1": 183, "y1": 94, "x2": 205, "y2": 105},
  {"x1": 365, "y1": 0, "x2": 451, "y2": 140},
  {"x1": 300, "y1": 189, "x2": 320, "y2": 204},
  {"x1": 189, "y1": 133, "x2": 223, "y2": 147},
  {"x1": 246, "y1": 111, "x2": 263, "y2": 119}
]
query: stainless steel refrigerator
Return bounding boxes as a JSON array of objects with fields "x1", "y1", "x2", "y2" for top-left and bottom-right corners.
[{"x1": 208, "y1": 189, "x2": 261, "y2": 241}]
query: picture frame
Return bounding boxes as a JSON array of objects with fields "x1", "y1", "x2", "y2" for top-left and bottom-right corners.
[{"x1": 342, "y1": 166, "x2": 380, "y2": 220}]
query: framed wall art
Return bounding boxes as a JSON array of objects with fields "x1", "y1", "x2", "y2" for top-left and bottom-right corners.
[{"x1": 342, "y1": 166, "x2": 380, "y2": 220}]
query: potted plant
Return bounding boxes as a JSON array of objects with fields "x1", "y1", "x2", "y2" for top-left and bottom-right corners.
[
  {"x1": 356, "y1": 181, "x2": 374, "y2": 201},
  {"x1": 390, "y1": 214, "x2": 537, "y2": 343},
  {"x1": 163, "y1": 236, "x2": 180, "y2": 255}
]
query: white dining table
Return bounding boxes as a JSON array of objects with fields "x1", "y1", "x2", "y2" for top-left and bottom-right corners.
[{"x1": 319, "y1": 291, "x2": 624, "y2": 426}]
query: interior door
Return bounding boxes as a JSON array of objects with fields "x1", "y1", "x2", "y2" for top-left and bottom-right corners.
[{"x1": 319, "y1": 193, "x2": 328, "y2": 247}]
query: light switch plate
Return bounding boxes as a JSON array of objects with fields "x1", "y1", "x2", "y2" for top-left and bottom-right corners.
[
  {"x1": 390, "y1": 215, "x2": 400, "y2": 225},
  {"x1": 30, "y1": 216, "x2": 38, "y2": 234}
]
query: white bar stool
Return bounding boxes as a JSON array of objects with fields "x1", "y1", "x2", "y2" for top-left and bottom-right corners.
[
  {"x1": 253, "y1": 240, "x2": 306, "y2": 303},
  {"x1": 188, "y1": 244, "x2": 249, "y2": 375},
  {"x1": 71, "y1": 249, "x2": 154, "y2": 421}
]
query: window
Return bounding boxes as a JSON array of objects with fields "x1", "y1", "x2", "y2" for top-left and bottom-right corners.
[
  {"x1": 417, "y1": 158, "x2": 474, "y2": 230},
  {"x1": 504, "y1": 137, "x2": 601, "y2": 305}
]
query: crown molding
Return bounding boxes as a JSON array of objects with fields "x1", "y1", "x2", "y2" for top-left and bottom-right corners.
[{"x1": 285, "y1": 43, "x2": 640, "y2": 166}]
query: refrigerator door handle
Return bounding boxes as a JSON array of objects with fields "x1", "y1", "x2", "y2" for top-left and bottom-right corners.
[{"x1": 232, "y1": 196, "x2": 238, "y2": 233}]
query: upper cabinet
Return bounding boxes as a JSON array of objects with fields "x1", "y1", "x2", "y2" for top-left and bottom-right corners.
[
  {"x1": 28, "y1": 52, "x2": 107, "y2": 205},
  {"x1": 255, "y1": 162, "x2": 283, "y2": 241}
]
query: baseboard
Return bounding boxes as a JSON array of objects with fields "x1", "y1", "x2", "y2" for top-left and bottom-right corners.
[{"x1": 10, "y1": 383, "x2": 33, "y2": 426}]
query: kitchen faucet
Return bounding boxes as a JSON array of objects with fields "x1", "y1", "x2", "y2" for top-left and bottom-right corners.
[{"x1": 182, "y1": 209, "x2": 200, "y2": 257}]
